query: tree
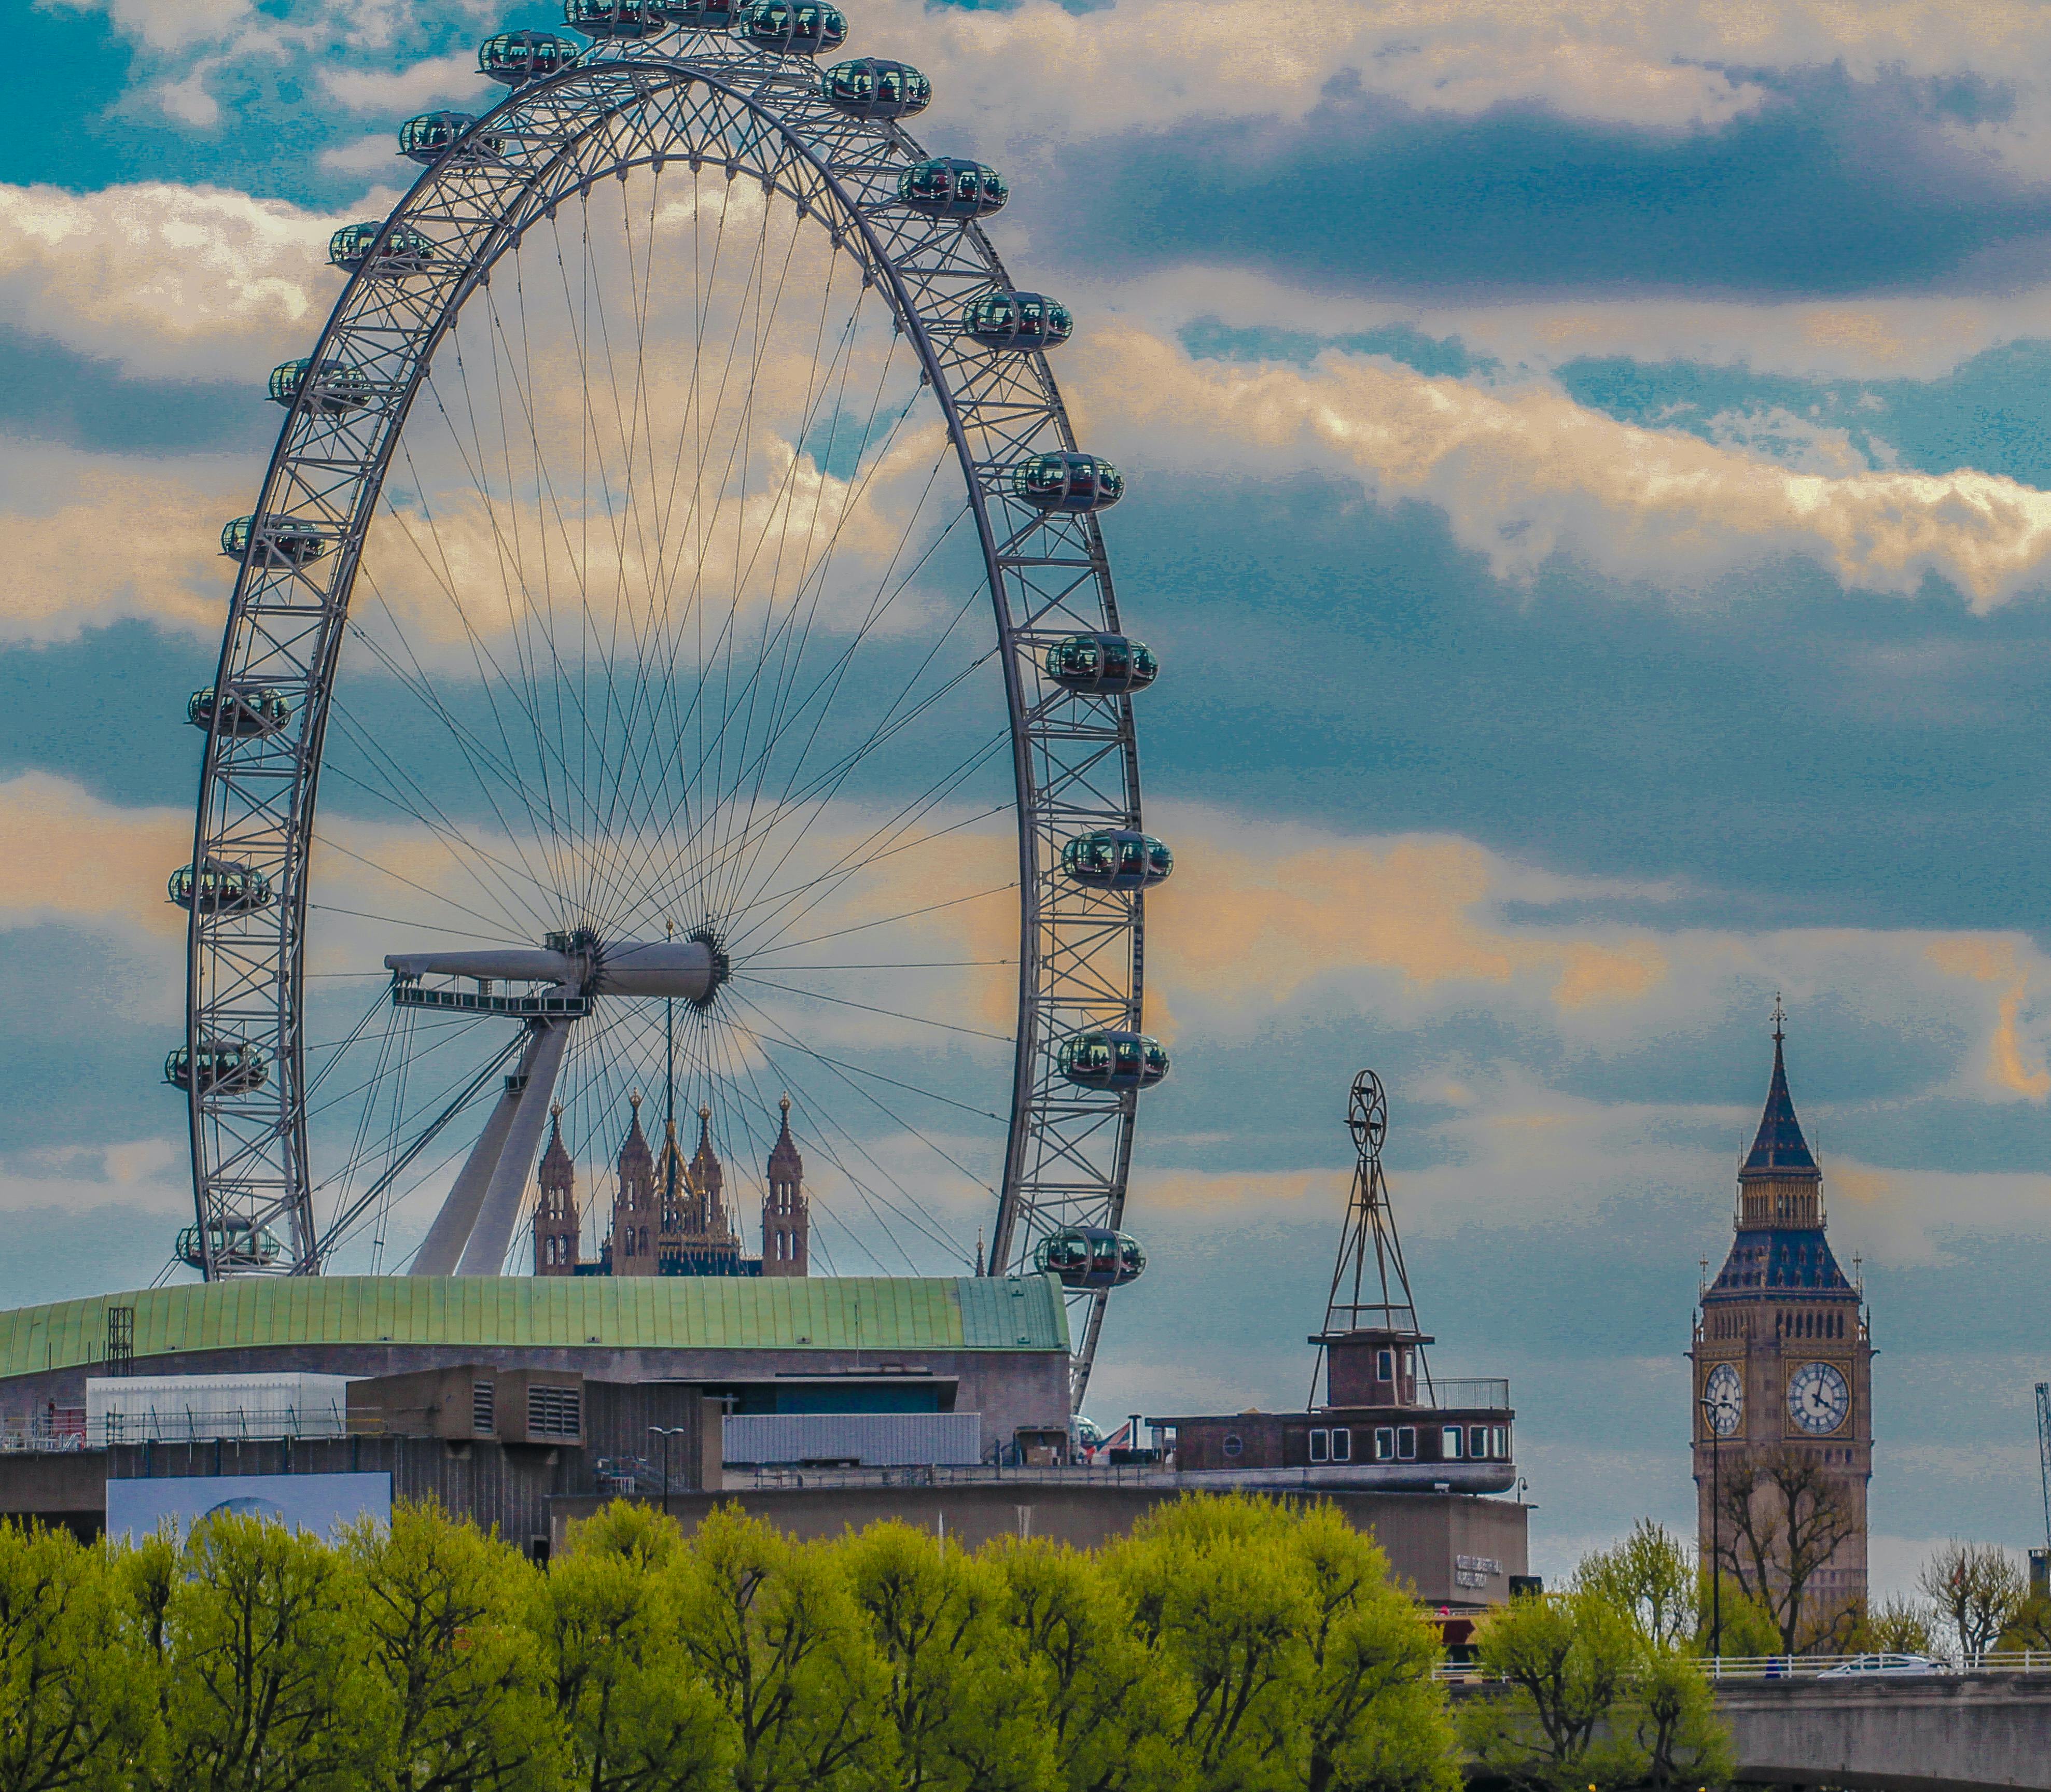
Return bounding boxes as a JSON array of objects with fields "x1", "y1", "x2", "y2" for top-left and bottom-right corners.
[
  {"x1": 146, "y1": 1510, "x2": 389, "y2": 1792},
  {"x1": 346, "y1": 1500, "x2": 561, "y2": 1792},
  {"x1": 1859, "y1": 1593, "x2": 1940, "y2": 1656},
  {"x1": 1997, "y1": 1591, "x2": 2051, "y2": 1653},
  {"x1": 1283, "y1": 1504, "x2": 1455, "y2": 1792},
  {"x1": 1712, "y1": 1451, "x2": 1860, "y2": 1654},
  {"x1": 1462, "y1": 1587, "x2": 1728, "y2": 1792},
  {"x1": 1461, "y1": 1587, "x2": 1641, "y2": 1790},
  {"x1": 1112, "y1": 1495, "x2": 1310, "y2": 1791},
  {"x1": 990, "y1": 1537, "x2": 1189, "y2": 1792},
  {"x1": 1917, "y1": 1542, "x2": 2025, "y2": 1661},
  {"x1": 0, "y1": 1520, "x2": 156, "y2": 1792},
  {"x1": 668, "y1": 1507, "x2": 893, "y2": 1792},
  {"x1": 1693, "y1": 1573, "x2": 1779, "y2": 1659},
  {"x1": 841, "y1": 1521, "x2": 1053, "y2": 1792},
  {"x1": 1573, "y1": 1521, "x2": 1695, "y2": 1651}
]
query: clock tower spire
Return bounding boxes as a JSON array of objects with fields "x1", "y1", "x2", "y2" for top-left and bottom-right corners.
[{"x1": 1692, "y1": 1011, "x2": 1873, "y2": 1648}]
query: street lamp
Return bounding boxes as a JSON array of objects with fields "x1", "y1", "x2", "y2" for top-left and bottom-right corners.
[
  {"x1": 649, "y1": 1425, "x2": 691, "y2": 1519},
  {"x1": 1697, "y1": 1393, "x2": 1723, "y2": 1661}
]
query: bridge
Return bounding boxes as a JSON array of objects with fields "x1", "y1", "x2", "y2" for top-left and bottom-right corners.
[{"x1": 1718, "y1": 1670, "x2": 2051, "y2": 1789}]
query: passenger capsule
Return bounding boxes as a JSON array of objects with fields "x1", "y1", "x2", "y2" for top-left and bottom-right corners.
[
  {"x1": 221, "y1": 515, "x2": 328, "y2": 567},
  {"x1": 737, "y1": 1, "x2": 847, "y2": 55},
  {"x1": 478, "y1": 29, "x2": 579, "y2": 85},
  {"x1": 328, "y1": 221, "x2": 437, "y2": 277},
  {"x1": 1034, "y1": 1225, "x2": 1147, "y2": 1290},
  {"x1": 1057, "y1": 1030, "x2": 1168, "y2": 1091},
  {"x1": 176, "y1": 1219, "x2": 282, "y2": 1271},
  {"x1": 1062, "y1": 830, "x2": 1173, "y2": 891},
  {"x1": 824, "y1": 58, "x2": 930, "y2": 119},
  {"x1": 653, "y1": 0, "x2": 737, "y2": 24},
  {"x1": 964, "y1": 291, "x2": 1071, "y2": 351},
  {"x1": 398, "y1": 111, "x2": 505, "y2": 167},
  {"x1": 169, "y1": 860, "x2": 274, "y2": 916},
  {"x1": 564, "y1": 0, "x2": 661, "y2": 36},
  {"x1": 187, "y1": 686, "x2": 292, "y2": 737},
  {"x1": 267, "y1": 357, "x2": 371, "y2": 415},
  {"x1": 1013, "y1": 451, "x2": 1122, "y2": 514},
  {"x1": 164, "y1": 1039, "x2": 270, "y2": 1096},
  {"x1": 898, "y1": 158, "x2": 1007, "y2": 219},
  {"x1": 1044, "y1": 634, "x2": 1158, "y2": 696}
]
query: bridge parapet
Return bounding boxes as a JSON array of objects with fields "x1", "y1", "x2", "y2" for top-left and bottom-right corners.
[{"x1": 1718, "y1": 1670, "x2": 2051, "y2": 1790}]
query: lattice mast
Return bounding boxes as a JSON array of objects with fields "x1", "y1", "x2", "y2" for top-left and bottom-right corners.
[{"x1": 1311, "y1": 1070, "x2": 1432, "y2": 1403}]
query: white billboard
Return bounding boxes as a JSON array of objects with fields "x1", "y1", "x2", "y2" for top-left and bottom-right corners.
[{"x1": 105, "y1": 1472, "x2": 391, "y2": 1544}]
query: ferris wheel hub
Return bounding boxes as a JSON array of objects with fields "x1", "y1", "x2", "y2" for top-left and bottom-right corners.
[{"x1": 384, "y1": 932, "x2": 725, "y2": 1005}]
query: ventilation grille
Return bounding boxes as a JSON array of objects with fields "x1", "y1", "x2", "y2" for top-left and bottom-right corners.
[
  {"x1": 471, "y1": 1380, "x2": 494, "y2": 1434},
  {"x1": 527, "y1": 1384, "x2": 580, "y2": 1438}
]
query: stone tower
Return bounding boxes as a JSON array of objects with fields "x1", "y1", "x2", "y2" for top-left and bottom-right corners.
[
  {"x1": 1692, "y1": 1015, "x2": 1872, "y2": 1643},
  {"x1": 533, "y1": 1104, "x2": 579, "y2": 1275},
  {"x1": 611, "y1": 1091, "x2": 657, "y2": 1276},
  {"x1": 762, "y1": 1094, "x2": 809, "y2": 1277},
  {"x1": 671, "y1": 1104, "x2": 743, "y2": 1274}
]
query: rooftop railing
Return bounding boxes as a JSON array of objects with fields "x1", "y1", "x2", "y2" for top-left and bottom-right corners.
[{"x1": 1427, "y1": 1378, "x2": 1512, "y2": 1409}]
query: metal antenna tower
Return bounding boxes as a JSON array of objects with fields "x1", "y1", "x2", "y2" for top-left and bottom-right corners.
[{"x1": 1311, "y1": 1070, "x2": 1430, "y2": 1404}]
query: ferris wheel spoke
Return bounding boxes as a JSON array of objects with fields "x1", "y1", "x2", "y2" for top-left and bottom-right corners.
[{"x1": 747, "y1": 883, "x2": 1020, "y2": 959}]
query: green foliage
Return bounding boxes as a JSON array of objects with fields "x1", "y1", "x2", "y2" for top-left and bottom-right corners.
[
  {"x1": 1857, "y1": 1593, "x2": 1941, "y2": 1657},
  {"x1": 1997, "y1": 1591, "x2": 2051, "y2": 1652},
  {"x1": 1463, "y1": 1579, "x2": 1731, "y2": 1791},
  {"x1": 841, "y1": 1520, "x2": 1054, "y2": 1792},
  {"x1": 1573, "y1": 1520, "x2": 1695, "y2": 1651},
  {"x1": 151, "y1": 1509, "x2": 390, "y2": 1792},
  {"x1": 0, "y1": 1520, "x2": 156, "y2": 1792},
  {"x1": 667, "y1": 1507, "x2": 892, "y2": 1792},
  {"x1": 0, "y1": 1493, "x2": 1469, "y2": 1792},
  {"x1": 1693, "y1": 1572, "x2": 1779, "y2": 1659},
  {"x1": 346, "y1": 1500, "x2": 560, "y2": 1792}
]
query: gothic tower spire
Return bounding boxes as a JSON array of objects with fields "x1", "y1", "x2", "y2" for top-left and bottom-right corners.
[{"x1": 762, "y1": 1094, "x2": 809, "y2": 1277}]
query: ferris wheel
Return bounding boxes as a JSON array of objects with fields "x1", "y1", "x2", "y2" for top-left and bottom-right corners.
[{"x1": 169, "y1": 0, "x2": 1170, "y2": 1398}]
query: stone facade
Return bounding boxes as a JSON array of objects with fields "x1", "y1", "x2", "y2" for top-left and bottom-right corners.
[{"x1": 1691, "y1": 1023, "x2": 1873, "y2": 1637}]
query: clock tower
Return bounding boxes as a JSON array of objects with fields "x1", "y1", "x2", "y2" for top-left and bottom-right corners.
[{"x1": 1692, "y1": 1014, "x2": 1872, "y2": 1637}]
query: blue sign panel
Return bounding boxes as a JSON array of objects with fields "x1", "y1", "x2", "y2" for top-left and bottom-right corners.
[{"x1": 105, "y1": 1472, "x2": 392, "y2": 1543}]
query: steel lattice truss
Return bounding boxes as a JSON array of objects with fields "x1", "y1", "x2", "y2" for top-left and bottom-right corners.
[{"x1": 183, "y1": 24, "x2": 1147, "y2": 1400}]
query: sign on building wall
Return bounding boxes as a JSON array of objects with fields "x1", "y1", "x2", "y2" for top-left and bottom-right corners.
[{"x1": 105, "y1": 1472, "x2": 392, "y2": 1544}]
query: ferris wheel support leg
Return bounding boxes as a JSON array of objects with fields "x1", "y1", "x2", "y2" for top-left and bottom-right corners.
[
  {"x1": 455, "y1": 1019, "x2": 573, "y2": 1276},
  {"x1": 409, "y1": 1027, "x2": 547, "y2": 1275}
]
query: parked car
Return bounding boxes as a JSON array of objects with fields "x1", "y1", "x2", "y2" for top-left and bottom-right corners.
[{"x1": 1818, "y1": 1653, "x2": 1950, "y2": 1677}]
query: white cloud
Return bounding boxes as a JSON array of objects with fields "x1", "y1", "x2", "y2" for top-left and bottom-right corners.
[
  {"x1": 0, "y1": 181, "x2": 345, "y2": 380},
  {"x1": 1069, "y1": 325, "x2": 2051, "y2": 609},
  {"x1": 317, "y1": 53, "x2": 484, "y2": 117}
]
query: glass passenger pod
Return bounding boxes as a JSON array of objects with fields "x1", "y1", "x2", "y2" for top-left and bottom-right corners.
[
  {"x1": 564, "y1": 0, "x2": 662, "y2": 36},
  {"x1": 1044, "y1": 634, "x2": 1157, "y2": 696},
  {"x1": 398, "y1": 111, "x2": 506, "y2": 167},
  {"x1": 164, "y1": 1040, "x2": 270, "y2": 1096},
  {"x1": 824, "y1": 58, "x2": 930, "y2": 119},
  {"x1": 1062, "y1": 829, "x2": 1173, "y2": 892},
  {"x1": 898, "y1": 158, "x2": 1008, "y2": 219},
  {"x1": 267, "y1": 357, "x2": 372, "y2": 415},
  {"x1": 1057, "y1": 1030, "x2": 1168, "y2": 1091},
  {"x1": 1034, "y1": 1225, "x2": 1147, "y2": 1290},
  {"x1": 187, "y1": 685, "x2": 292, "y2": 737},
  {"x1": 169, "y1": 860, "x2": 274, "y2": 916},
  {"x1": 479, "y1": 29, "x2": 579, "y2": 85},
  {"x1": 737, "y1": 2, "x2": 847, "y2": 55},
  {"x1": 964, "y1": 291, "x2": 1072, "y2": 352},
  {"x1": 328, "y1": 222, "x2": 437, "y2": 278},
  {"x1": 175, "y1": 1217, "x2": 283, "y2": 1271},
  {"x1": 220, "y1": 515, "x2": 328, "y2": 567},
  {"x1": 1014, "y1": 451, "x2": 1122, "y2": 514},
  {"x1": 653, "y1": 0, "x2": 737, "y2": 24}
]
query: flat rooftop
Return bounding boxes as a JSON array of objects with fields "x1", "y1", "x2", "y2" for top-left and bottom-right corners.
[{"x1": 0, "y1": 1275, "x2": 1070, "y2": 1380}]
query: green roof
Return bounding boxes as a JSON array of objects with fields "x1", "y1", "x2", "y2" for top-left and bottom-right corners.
[{"x1": 0, "y1": 1276, "x2": 1069, "y2": 1381}]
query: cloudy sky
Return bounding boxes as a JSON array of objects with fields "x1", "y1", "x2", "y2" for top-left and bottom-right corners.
[{"x1": 8, "y1": 0, "x2": 2051, "y2": 1589}]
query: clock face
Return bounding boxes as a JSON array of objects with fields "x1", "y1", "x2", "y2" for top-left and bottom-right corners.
[
  {"x1": 1788, "y1": 1361, "x2": 1850, "y2": 1435},
  {"x1": 1702, "y1": 1363, "x2": 1743, "y2": 1438}
]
